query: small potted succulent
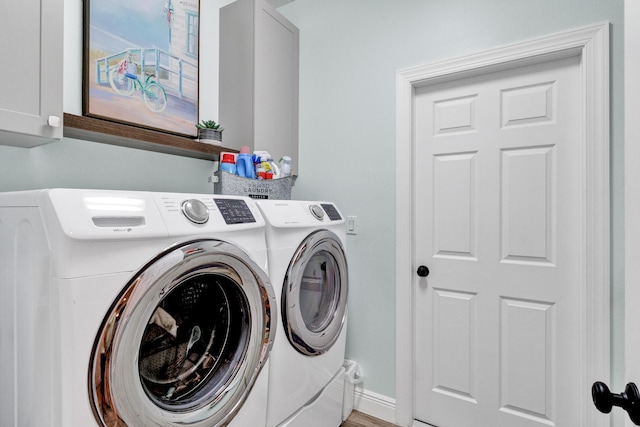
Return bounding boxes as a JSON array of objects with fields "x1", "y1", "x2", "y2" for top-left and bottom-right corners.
[{"x1": 196, "y1": 119, "x2": 224, "y2": 144}]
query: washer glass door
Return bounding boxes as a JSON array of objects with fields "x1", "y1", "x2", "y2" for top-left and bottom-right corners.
[
  {"x1": 282, "y1": 230, "x2": 348, "y2": 356},
  {"x1": 90, "y1": 239, "x2": 275, "y2": 427}
]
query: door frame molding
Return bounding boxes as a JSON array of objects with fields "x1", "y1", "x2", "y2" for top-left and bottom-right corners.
[
  {"x1": 395, "y1": 22, "x2": 610, "y2": 427},
  {"x1": 626, "y1": 2, "x2": 640, "y2": 425}
]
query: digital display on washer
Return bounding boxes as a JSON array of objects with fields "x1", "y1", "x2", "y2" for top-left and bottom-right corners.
[
  {"x1": 321, "y1": 204, "x2": 342, "y2": 221},
  {"x1": 214, "y1": 199, "x2": 256, "y2": 224}
]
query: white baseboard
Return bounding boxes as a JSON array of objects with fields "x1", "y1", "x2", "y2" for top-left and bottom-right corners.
[{"x1": 353, "y1": 387, "x2": 396, "y2": 424}]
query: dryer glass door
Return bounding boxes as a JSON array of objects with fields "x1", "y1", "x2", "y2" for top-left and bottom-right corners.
[
  {"x1": 282, "y1": 230, "x2": 348, "y2": 356},
  {"x1": 89, "y1": 239, "x2": 275, "y2": 427}
]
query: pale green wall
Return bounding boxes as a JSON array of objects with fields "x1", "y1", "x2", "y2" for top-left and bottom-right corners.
[
  {"x1": 280, "y1": 0, "x2": 625, "y2": 402},
  {"x1": 0, "y1": 138, "x2": 215, "y2": 193}
]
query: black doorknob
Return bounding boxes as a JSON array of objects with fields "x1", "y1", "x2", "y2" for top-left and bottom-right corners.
[
  {"x1": 592, "y1": 381, "x2": 640, "y2": 425},
  {"x1": 417, "y1": 265, "x2": 430, "y2": 277}
]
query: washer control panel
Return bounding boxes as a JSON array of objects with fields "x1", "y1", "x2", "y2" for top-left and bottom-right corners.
[
  {"x1": 154, "y1": 193, "x2": 263, "y2": 234},
  {"x1": 181, "y1": 199, "x2": 210, "y2": 224},
  {"x1": 309, "y1": 204, "x2": 325, "y2": 221},
  {"x1": 214, "y1": 198, "x2": 256, "y2": 224}
]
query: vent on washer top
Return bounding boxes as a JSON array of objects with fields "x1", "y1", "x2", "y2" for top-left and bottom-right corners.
[{"x1": 92, "y1": 216, "x2": 146, "y2": 227}]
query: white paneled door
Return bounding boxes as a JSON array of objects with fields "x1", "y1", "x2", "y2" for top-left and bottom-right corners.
[{"x1": 413, "y1": 55, "x2": 583, "y2": 426}]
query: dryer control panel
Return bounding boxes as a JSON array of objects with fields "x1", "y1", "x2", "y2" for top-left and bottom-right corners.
[
  {"x1": 309, "y1": 204, "x2": 325, "y2": 220},
  {"x1": 320, "y1": 203, "x2": 342, "y2": 221},
  {"x1": 255, "y1": 200, "x2": 345, "y2": 228}
]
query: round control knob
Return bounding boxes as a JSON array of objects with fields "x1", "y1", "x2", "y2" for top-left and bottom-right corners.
[
  {"x1": 181, "y1": 199, "x2": 209, "y2": 224},
  {"x1": 309, "y1": 205, "x2": 325, "y2": 221},
  {"x1": 417, "y1": 265, "x2": 430, "y2": 277}
]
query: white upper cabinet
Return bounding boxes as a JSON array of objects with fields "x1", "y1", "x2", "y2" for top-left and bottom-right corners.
[
  {"x1": 0, "y1": 0, "x2": 63, "y2": 147},
  {"x1": 219, "y1": 0, "x2": 299, "y2": 175}
]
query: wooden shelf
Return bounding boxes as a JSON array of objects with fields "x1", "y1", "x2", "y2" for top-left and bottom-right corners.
[{"x1": 63, "y1": 114, "x2": 235, "y2": 160}]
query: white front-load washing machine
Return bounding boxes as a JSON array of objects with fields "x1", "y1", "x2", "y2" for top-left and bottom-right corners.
[
  {"x1": 256, "y1": 200, "x2": 348, "y2": 427},
  {"x1": 0, "y1": 189, "x2": 276, "y2": 427}
]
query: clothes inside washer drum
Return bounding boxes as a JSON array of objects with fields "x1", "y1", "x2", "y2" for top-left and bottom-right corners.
[
  {"x1": 139, "y1": 280, "x2": 217, "y2": 384},
  {"x1": 139, "y1": 324, "x2": 192, "y2": 383},
  {"x1": 136, "y1": 275, "x2": 245, "y2": 404}
]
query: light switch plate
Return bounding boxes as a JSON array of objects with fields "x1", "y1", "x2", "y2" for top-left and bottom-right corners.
[{"x1": 346, "y1": 215, "x2": 357, "y2": 235}]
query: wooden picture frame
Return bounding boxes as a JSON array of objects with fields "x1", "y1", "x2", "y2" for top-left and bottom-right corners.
[{"x1": 83, "y1": 0, "x2": 199, "y2": 137}]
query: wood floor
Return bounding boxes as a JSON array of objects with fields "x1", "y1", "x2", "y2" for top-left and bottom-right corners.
[{"x1": 341, "y1": 411, "x2": 396, "y2": 427}]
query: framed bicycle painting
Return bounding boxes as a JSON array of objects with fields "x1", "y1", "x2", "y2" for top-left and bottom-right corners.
[{"x1": 83, "y1": 0, "x2": 199, "y2": 137}]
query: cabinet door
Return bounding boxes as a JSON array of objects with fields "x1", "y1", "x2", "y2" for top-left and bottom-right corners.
[
  {"x1": 0, "y1": 0, "x2": 63, "y2": 147},
  {"x1": 219, "y1": 0, "x2": 299, "y2": 175},
  {"x1": 254, "y1": 3, "x2": 299, "y2": 175}
]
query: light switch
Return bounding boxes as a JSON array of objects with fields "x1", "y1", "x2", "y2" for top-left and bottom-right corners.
[{"x1": 347, "y1": 215, "x2": 357, "y2": 235}]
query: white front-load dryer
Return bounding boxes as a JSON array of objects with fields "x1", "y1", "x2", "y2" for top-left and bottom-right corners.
[
  {"x1": 0, "y1": 189, "x2": 276, "y2": 427},
  {"x1": 256, "y1": 200, "x2": 348, "y2": 427}
]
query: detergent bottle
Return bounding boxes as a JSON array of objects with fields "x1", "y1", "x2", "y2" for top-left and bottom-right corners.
[
  {"x1": 219, "y1": 153, "x2": 237, "y2": 174},
  {"x1": 236, "y1": 146, "x2": 256, "y2": 179}
]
